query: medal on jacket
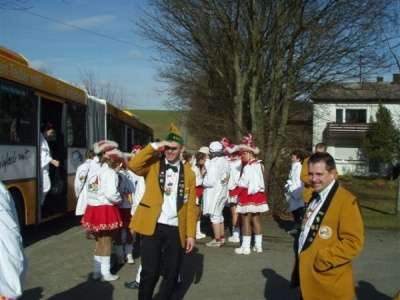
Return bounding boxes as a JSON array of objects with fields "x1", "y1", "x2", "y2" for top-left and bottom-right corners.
[{"x1": 165, "y1": 174, "x2": 174, "y2": 196}]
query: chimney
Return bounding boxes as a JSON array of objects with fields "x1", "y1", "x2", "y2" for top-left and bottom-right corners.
[
  {"x1": 393, "y1": 73, "x2": 400, "y2": 84},
  {"x1": 376, "y1": 76, "x2": 384, "y2": 82}
]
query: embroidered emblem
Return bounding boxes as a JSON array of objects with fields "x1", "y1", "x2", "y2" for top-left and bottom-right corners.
[
  {"x1": 88, "y1": 175, "x2": 100, "y2": 192},
  {"x1": 319, "y1": 226, "x2": 332, "y2": 239}
]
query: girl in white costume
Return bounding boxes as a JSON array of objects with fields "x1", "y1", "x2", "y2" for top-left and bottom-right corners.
[
  {"x1": 81, "y1": 147, "x2": 124, "y2": 282},
  {"x1": 74, "y1": 149, "x2": 96, "y2": 216},
  {"x1": 235, "y1": 133, "x2": 269, "y2": 255},
  {"x1": 221, "y1": 137, "x2": 243, "y2": 243},
  {"x1": 284, "y1": 149, "x2": 305, "y2": 235},
  {"x1": 192, "y1": 150, "x2": 208, "y2": 239}
]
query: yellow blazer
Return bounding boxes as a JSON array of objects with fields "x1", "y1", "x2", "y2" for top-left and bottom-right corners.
[
  {"x1": 128, "y1": 144, "x2": 197, "y2": 248},
  {"x1": 291, "y1": 183, "x2": 364, "y2": 300}
]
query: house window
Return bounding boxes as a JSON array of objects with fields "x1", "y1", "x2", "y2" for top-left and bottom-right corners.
[
  {"x1": 336, "y1": 109, "x2": 343, "y2": 123},
  {"x1": 345, "y1": 109, "x2": 366, "y2": 123}
]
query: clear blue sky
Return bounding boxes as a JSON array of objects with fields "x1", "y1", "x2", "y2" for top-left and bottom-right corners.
[{"x1": 0, "y1": 0, "x2": 168, "y2": 110}]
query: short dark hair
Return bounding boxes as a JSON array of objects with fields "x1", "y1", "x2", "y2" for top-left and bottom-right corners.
[
  {"x1": 315, "y1": 142, "x2": 327, "y2": 152},
  {"x1": 309, "y1": 152, "x2": 336, "y2": 171},
  {"x1": 181, "y1": 151, "x2": 191, "y2": 163},
  {"x1": 290, "y1": 149, "x2": 304, "y2": 162}
]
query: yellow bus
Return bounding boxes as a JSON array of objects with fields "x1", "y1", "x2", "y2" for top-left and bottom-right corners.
[{"x1": 0, "y1": 45, "x2": 153, "y2": 227}]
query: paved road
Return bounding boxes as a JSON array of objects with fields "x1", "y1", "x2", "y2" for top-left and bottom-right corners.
[{"x1": 19, "y1": 214, "x2": 399, "y2": 300}]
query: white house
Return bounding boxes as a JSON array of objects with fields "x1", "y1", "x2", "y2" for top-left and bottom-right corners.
[{"x1": 311, "y1": 76, "x2": 400, "y2": 177}]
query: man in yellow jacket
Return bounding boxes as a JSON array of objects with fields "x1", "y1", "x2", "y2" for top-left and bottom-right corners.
[
  {"x1": 291, "y1": 152, "x2": 364, "y2": 300},
  {"x1": 128, "y1": 123, "x2": 197, "y2": 300}
]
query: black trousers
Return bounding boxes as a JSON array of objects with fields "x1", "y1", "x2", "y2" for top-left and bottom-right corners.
[{"x1": 139, "y1": 223, "x2": 184, "y2": 300}]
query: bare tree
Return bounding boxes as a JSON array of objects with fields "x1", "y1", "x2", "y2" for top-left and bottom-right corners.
[
  {"x1": 136, "y1": 0, "x2": 397, "y2": 209},
  {"x1": 77, "y1": 68, "x2": 128, "y2": 109}
]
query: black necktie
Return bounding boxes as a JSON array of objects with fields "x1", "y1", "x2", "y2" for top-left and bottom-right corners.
[
  {"x1": 165, "y1": 164, "x2": 178, "y2": 172},
  {"x1": 311, "y1": 192, "x2": 321, "y2": 202}
]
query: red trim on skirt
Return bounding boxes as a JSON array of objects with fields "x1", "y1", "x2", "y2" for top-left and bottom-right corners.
[{"x1": 81, "y1": 205, "x2": 123, "y2": 232}]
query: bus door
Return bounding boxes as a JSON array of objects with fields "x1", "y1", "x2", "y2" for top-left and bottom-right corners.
[{"x1": 39, "y1": 97, "x2": 67, "y2": 219}]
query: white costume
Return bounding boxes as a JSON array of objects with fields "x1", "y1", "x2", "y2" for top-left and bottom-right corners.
[
  {"x1": 236, "y1": 160, "x2": 269, "y2": 214},
  {"x1": 202, "y1": 156, "x2": 230, "y2": 221},
  {"x1": 74, "y1": 159, "x2": 97, "y2": 215},
  {"x1": 0, "y1": 181, "x2": 27, "y2": 299},
  {"x1": 227, "y1": 158, "x2": 242, "y2": 204},
  {"x1": 39, "y1": 133, "x2": 52, "y2": 203},
  {"x1": 285, "y1": 161, "x2": 304, "y2": 212},
  {"x1": 86, "y1": 163, "x2": 122, "y2": 206},
  {"x1": 192, "y1": 164, "x2": 203, "y2": 188}
]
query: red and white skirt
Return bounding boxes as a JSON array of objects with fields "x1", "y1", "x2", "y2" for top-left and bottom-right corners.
[
  {"x1": 228, "y1": 187, "x2": 243, "y2": 204},
  {"x1": 235, "y1": 189, "x2": 269, "y2": 214},
  {"x1": 81, "y1": 205, "x2": 123, "y2": 232}
]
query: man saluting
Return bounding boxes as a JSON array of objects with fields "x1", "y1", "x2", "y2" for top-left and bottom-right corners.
[{"x1": 128, "y1": 123, "x2": 197, "y2": 300}]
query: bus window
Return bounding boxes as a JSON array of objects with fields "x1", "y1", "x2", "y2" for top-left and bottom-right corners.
[
  {"x1": 67, "y1": 103, "x2": 86, "y2": 147},
  {"x1": 107, "y1": 115, "x2": 124, "y2": 150},
  {"x1": 0, "y1": 80, "x2": 35, "y2": 144}
]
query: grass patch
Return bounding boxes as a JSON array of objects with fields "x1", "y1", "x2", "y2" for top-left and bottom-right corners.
[
  {"x1": 130, "y1": 110, "x2": 200, "y2": 151},
  {"x1": 341, "y1": 179, "x2": 400, "y2": 230}
]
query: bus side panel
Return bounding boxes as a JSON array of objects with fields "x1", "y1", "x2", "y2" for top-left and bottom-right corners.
[{"x1": 0, "y1": 145, "x2": 37, "y2": 226}]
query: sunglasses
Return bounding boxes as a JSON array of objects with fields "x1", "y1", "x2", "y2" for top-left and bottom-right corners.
[{"x1": 165, "y1": 146, "x2": 179, "y2": 151}]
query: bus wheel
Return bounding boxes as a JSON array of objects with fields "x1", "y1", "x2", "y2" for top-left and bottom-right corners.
[{"x1": 9, "y1": 189, "x2": 25, "y2": 233}]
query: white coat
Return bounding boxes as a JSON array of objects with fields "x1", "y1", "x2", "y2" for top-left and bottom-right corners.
[
  {"x1": 0, "y1": 181, "x2": 27, "y2": 299},
  {"x1": 39, "y1": 133, "x2": 52, "y2": 196},
  {"x1": 285, "y1": 161, "x2": 304, "y2": 212},
  {"x1": 202, "y1": 156, "x2": 230, "y2": 216}
]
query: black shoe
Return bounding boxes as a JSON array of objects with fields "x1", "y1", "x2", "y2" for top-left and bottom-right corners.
[
  {"x1": 175, "y1": 282, "x2": 181, "y2": 290},
  {"x1": 124, "y1": 281, "x2": 140, "y2": 289}
]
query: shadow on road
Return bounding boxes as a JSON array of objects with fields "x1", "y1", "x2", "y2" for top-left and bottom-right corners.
[
  {"x1": 356, "y1": 280, "x2": 393, "y2": 300},
  {"x1": 273, "y1": 214, "x2": 296, "y2": 233},
  {"x1": 22, "y1": 213, "x2": 81, "y2": 247},
  {"x1": 170, "y1": 247, "x2": 204, "y2": 300},
  {"x1": 262, "y1": 268, "x2": 300, "y2": 299}
]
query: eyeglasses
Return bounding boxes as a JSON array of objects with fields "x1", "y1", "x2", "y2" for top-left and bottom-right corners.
[{"x1": 165, "y1": 146, "x2": 179, "y2": 151}]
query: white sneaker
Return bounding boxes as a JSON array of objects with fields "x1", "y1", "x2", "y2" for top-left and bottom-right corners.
[
  {"x1": 205, "y1": 239, "x2": 221, "y2": 248},
  {"x1": 126, "y1": 254, "x2": 135, "y2": 264},
  {"x1": 228, "y1": 236, "x2": 240, "y2": 243},
  {"x1": 220, "y1": 238, "x2": 226, "y2": 245},
  {"x1": 252, "y1": 246, "x2": 263, "y2": 253},
  {"x1": 101, "y1": 274, "x2": 120, "y2": 282},
  {"x1": 93, "y1": 272, "x2": 101, "y2": 280},
  {"x1": 196, "y1": 232, "x2": 206, "y2": 239},
  {"x1": 235, "y1": 247, "x2": 251, "y2": 255}
]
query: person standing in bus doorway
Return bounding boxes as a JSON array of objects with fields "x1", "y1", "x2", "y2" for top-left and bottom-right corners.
[
  {"x1": 0, "y1": 181, "x2": 28, "y2": 299},
  {"x1": 128, "y1": 123, "x2": 197, "y2": 300},
  {"x1": 40, "y1": 122, "x2": 59, "y2": 205},
  {"x1": 81, "y1": 147, "x2": 124, "y2": 282}
]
